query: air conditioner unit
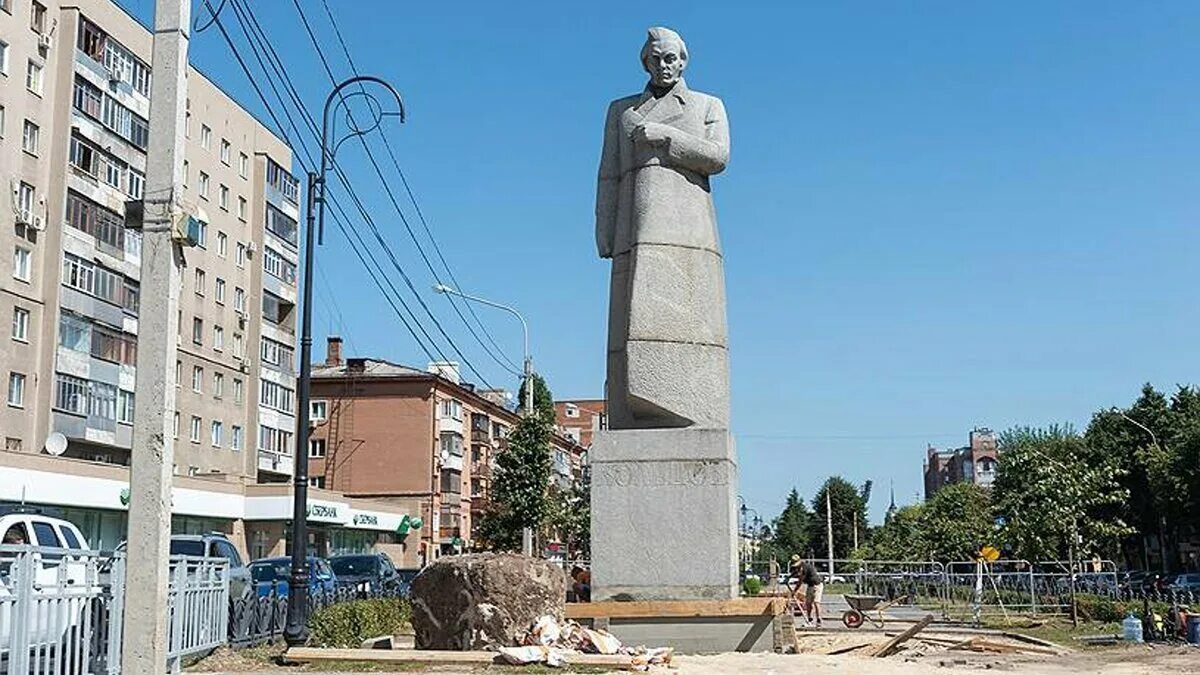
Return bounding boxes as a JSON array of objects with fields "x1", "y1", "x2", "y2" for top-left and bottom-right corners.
[
  {"x1": 38, "y1": 33, "x2": 53, "y2": 50},
  {"x1": 106, "y1": 67, "x2": 121, "y2": 83},
  {"x1": 239, "y1": 362, "x2": 249, "y2": 374},
  {"x1": 245, "y1": 241, "x2": 257, "y2": 257},
  {"x1": 31, "y1": 215, "x2": 44, "y2": 231}
]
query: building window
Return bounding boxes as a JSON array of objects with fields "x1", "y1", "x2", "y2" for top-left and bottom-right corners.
[
  {"x1": 127, "y1": 170, "x2": 145, "y2": 199},
  {"x1": 173, "y1": 412, "x2": 179, "y2": 438},
  {"x1": 117, "y1": 390, "x2": 135, "y2": 424},
  {"x1": 190, "y1": 416, "x2": 201, "y2": 443},
  {"x1": 194, "y1": 220, "x2": 207, "y2": 248},
  {"x1": 217, "y1": 232, "x2": 228, "y2": 257},
  {"x1": 192, "y1": 317, "x2": 203, "y2": 345},
  {"x1": 182, "y1": 160, "x2": 189, "y2": 187},
  {"x1": 194, "y1": 268, "x2": 205, "y2": 295},
  {"x1": 30, "y1": 1, "x2": 45, "y2": 32},
  {"x1": 233, "y1": 378, "x2": 243, "y2": 403},
  {"x1": 564, "y1": 403, "x2": 579, "y2": 418},
  {"x1": 311, "y1": 400, "x2": 328, "y2": 421},
  {"x1": 266, "y1": 159, "x2": 299, "y2": 204},
  {"x1": 440, "y1": 432, "x2": 464, "y2": 458},
  {"x1": 200, "y1": 124, "x2": 211, "y2": 150},
  {"x1": 16, "y1": 182, "x2": 34, "y2": 224},
  {"x1": 261, "y1": 337, "x2": 295, "y2": 371},
  {"x1": 192, "y1": 365, "x2": 203, "y2": 393},
  {"x1": 198, "y1": 172, "x2": 209, "y2": 199},
  {"x1": 231, "y1": 425, "x2": 243, "y2": 451},
  {"x1": 265, "y1": 204, "x2": 298, "y2": 247},
  {"x1": 211, "y1": 421, "x2": 223, "y2": 447},
  {"x1": 309, "y1": 439, "x2": 326, "y2": 458},
  {"x1": 440, "y1": 399, "x2": 463, "y2": 421},
  {"x1": 213, "y1": 372, "x2": 224, "y2": 398},
  {"x1": 259, "y1": 379, "x2": 295, "y2": 414},
  {"x1": 11, "y1": 307, "x2": 29, "y2": 342},
  {"x1": 263, "y1": 247, "x2": 297, "y2": 284},
  {"x1": 0, "y1": 103, "x2": 6, "y2": 136},
  {"x1": 21, "y1": 119, "x2": 38, "y2": 154},
  {"x1": 0, "y1": 40, "x2": 8, "y2": 76},
  {"x1": 26, "y1": 60, "x2": 43, "y2": 95},
  {"x1": 215, "y1": 278, "x2": 226, "y2": 304},
  {"x1": 13, "y1": 247, "x2": 31, "y2": 282},
  {"x1": 239, "y1": 152, "x2": 249, "y2": 179},
  {"x1": 232, "y1": 333, "x2": 244, "y2": 358},
  {"x1": 258, "y1": 424, "x2": 293, "y2": 455},
  {"x1": 237, "y1": 196, "x2": 247, "y2": 221},
  {"x1": 235, "y1": 243, "x2": 246, "y2": 268},
  {"x1": 213, "y1": 326, "x2": 224, "y2": 351},
  {"x1": 7, "y1": 372, "x2": 25, "y2": 407},
  {"x1": 309, "y1": 476, "x2": 326, "y2": 489},
  {"x1": 220, "y1": 139, "x2": 231, "y2": 165},
  {"x1": 262, "y1": 292, "x2": 292, "y2": 326},
  {"x1": 219, "y1": 184, "x2": 229, "y2": 210}
]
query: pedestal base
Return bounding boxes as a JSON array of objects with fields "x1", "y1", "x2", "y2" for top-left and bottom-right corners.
[{"x1": 589, "y1": 428, "x2": 738, "y2": 601}]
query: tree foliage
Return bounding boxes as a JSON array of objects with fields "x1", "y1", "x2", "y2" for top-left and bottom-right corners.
[
  {"x1": 859, "y1": 504, "x2": 926, "y2": 561},
  {"x1": 760, "y1": 489, "x2": 811, "y2": 562},
  {"x1": 476, "y1": 373, "x2": 554, "y2": 551},
  {"x1": 809, "y1": 477, "x2": 869, "y2": 560},
  {"x1": 921, "y1": 483, "x2": 993, "y2": 562},
  {"x1": 991, "y1": 425, "x2": 1131, "y2": 562}
]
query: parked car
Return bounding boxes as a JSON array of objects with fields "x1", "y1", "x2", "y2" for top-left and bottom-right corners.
[
  {"x1": 169, "y1": 533, "x2": 252, "y2": 599},
  {"x1": 328, "y1": 552, "x2": 405, "y2": 597},
  {"x1": 249, "y1": 556, "x2": 337, "y2": 599},
  {"x1": 0, "y1": 510, "x2": 96, "y2": 660},
  {"x1": 1165, "y1": 573, "x2": 1200, "y2": 593}
]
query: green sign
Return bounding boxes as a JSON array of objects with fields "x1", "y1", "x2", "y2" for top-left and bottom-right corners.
[
  {"x1": 396, "y1": 514, "x2": 423, "y2": 536},
  {"x1": 119, "y1": 488, "x2": 130, "y2": 506}
]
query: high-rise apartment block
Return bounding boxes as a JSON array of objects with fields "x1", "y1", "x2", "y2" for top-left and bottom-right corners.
[{"x1": 0, "y1": 0, "x2": 411, "y2": 559}]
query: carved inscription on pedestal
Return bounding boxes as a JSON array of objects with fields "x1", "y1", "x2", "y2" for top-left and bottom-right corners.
[{"x1": 593, "y1": 460, "x2": 731, "y2": 488}]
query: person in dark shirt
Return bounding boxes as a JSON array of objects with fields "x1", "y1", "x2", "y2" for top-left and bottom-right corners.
[{"x1": 798, "y1": 558, "x2": 824, "y2": 627}]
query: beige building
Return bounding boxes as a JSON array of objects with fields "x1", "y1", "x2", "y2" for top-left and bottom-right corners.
[{"x1": 0, "y1": 0, "x2": 410, "y2": 559}]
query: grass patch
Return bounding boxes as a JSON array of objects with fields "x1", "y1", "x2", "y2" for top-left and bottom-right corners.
[{"x1": 979, "y1": 617, "x2": 1124, "y2": 649}]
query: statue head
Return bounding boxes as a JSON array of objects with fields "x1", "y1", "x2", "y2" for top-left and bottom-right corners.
[{"x1": 640, "y1": 27, "x2": 688, "y2": 89}]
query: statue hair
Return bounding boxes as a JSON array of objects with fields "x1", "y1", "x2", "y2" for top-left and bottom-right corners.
[{"x1": 640, "y1": 27, "x2": 688, "y2": 72}]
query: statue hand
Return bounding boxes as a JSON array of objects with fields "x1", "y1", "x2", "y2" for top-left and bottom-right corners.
[{"x1": 633, "y1": 123, "x2": 672, "y2": 147}]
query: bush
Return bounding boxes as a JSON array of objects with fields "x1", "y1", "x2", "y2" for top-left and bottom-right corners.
[
  {"x1": 742, "y1": 576, "x2": 763, "y2": 596},
  {"x1": 308, "y1": 598, "x2": 412, "y2": 648},
  {"x1": 1074, "y1": 594, "x2": 1167, "y2": 623}
]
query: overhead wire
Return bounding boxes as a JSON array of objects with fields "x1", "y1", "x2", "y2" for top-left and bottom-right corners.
[
  {"x1": 293, "y1": 0, "x2": 522, "y2": 377},
  {"x1": 227, "y1": 0, "x2": 497, "y2": 388},
  {"x1": 198, "y1": 0, "x2": 442, "y2": 367}
]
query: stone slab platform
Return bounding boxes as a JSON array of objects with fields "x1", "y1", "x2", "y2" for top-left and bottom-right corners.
[
  {"x1": 590, "y1": 428, "x2": 738, "y2": 602},
  {"x1": 566, "y1": 599, "x2": 781, "y2": 653}
]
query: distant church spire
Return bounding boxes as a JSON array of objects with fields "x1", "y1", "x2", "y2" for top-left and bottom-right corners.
[{"x1": 885, "y1": 480, "x2": 897, "y2": 522}]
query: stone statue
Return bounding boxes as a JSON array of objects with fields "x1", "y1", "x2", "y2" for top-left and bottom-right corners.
[{"x1": 596, "y1": 26, "x2": 731, "y2": 430}]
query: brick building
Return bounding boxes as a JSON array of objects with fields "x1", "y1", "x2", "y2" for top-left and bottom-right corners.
[
  {"x1": 923, "y1": 427, "x2": 1000, "y2": 499},
  {"x1": 554, "y1": 399, "x2": 606, "y2": 449},
  {"x1": 308, "y1": 337, "x2": 587, "y2": 566}
]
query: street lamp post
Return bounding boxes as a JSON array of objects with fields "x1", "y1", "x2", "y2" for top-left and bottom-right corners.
[
  {"x1": 432, "y1": 284, "x2": 534, "y2": 553},
  {"x1": 432, "y1": 284, "x2": 532, "y2": 415},
  {"x1": 285, "y1": 76, "x2": 405, "y2": 648},
  {"x1": 1111, "y1": 408, "x2": 1169, "y2": 574}
]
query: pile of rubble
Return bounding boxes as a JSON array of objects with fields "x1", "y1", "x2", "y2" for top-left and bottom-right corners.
[{"x1": 497, "y1": 615, "x2": 674, "y2": 670}]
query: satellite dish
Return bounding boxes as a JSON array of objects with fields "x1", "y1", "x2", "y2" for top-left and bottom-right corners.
[
  {"x1": 44, "y1": 432, "x2": 68, "y2": 456},
  {"x1": 439, "y1": 450, "x2": 450, "y2": 462}
]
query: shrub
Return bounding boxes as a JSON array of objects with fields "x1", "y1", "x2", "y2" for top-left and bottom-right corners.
[
  {"x1": 308, "y1": 598, "x2": 412, "y2": 648},
  {"x1": 1074, "y1": 594, "x2": 1167, "y2": 623},
  {"x1": 742, "y1": 577, "x2": 763, "y2": 596}
]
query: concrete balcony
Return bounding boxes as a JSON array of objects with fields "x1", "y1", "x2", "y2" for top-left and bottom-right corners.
[{"x1": 257, "y1": 450, "x2": 294, "y2": 476}]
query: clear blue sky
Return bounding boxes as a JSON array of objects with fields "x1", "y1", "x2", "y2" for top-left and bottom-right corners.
[{"x1": 121, "y1": 1, "x2": 1200, "y2": 523}]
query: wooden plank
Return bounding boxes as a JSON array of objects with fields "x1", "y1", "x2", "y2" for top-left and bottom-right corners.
[
  {"x1": 870, "y1": 614, "x2": 934, "y2": 658},
  {"x1": 286, "y1": 647, "x2": 637, "y2": 668},
  {"x1": 1000, "y1": 631, "x2": 1069, "y2": 653},
  {"x1": 565, "y1": 598, "x2": 781, "y2": 620},
  {"x1": 824, "y1": 641, "x2": 877, "y2": 656}
]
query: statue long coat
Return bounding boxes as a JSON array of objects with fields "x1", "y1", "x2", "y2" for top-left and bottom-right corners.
[{"x1": 595, "y1": 79, "x2": 731, "y2": 429}]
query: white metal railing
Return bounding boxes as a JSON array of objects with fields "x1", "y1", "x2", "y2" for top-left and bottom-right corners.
[{"x1": 0, "y1": 546, "x2": 229, "y2": 675}]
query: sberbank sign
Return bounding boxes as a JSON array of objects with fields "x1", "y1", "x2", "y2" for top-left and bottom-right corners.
[
  {"x1": 305, "y1": 504, "x2": 340, "y2": 520},
  {"x1": 352, "y1": 514, "x2": 379, "y2": 526}
]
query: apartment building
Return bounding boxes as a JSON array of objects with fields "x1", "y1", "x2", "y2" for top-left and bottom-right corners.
[
  {"x1": 923, "y1": 427, "x2": 1000, "y2": 499},
  {"x1": 554, "y1": 399, "x2": 606, "y2": 449},
  {"x1": 0, "y1": 0, "x2": 411, "y2": 560},
  {"x1": 309, "y1": 337, "x2": 588, "y2": 567}
]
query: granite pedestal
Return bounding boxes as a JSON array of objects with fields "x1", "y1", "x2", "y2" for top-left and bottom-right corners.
[{"x1": 590, "y1": 428, "x2": 738, "y2": 601}]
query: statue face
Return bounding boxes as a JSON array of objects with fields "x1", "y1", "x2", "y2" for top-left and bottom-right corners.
[{"x1": 644, "y1": 40, "x2": 686, "y2": 88}]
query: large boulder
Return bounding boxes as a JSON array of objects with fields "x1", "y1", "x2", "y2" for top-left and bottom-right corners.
[{"x1": 410, "y1": 553, "x2": 566, "y2": 650}]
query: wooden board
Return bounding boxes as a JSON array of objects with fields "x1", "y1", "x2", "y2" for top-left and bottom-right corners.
[
  {"x1": 870, "y1": 614, "x2": 934, "y2": 658},
  {"x1": 566, "y1": 598, "x2": 783, "y2": 619},
  {"x1": 286, "y1": 647, "x2": 637, "y2": 668}
]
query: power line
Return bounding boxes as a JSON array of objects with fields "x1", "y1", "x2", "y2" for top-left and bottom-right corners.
[
  {"x1": 199, "y1": 0, "x2": 442, "y2": 367},
  {"x1": 228, "y1": 0, "x2": 497, "y2": 388},
  {"x1": 294, "y1": 0, "x2": 521, "y2": 376}
]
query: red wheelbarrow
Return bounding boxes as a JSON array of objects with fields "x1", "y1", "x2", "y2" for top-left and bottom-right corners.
[{"x1": 841, "y1": 594, "x2": 908, "y2": 629}]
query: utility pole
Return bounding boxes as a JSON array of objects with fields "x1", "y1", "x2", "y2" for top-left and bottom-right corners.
[
  {"x1": 825, "y1": 490, "x2": 834, "y2": 578},
  {"x1": 122, "y1": 0, "x2": 189, "y2": 672}
]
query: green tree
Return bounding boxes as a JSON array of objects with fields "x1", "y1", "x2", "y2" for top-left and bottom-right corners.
[
  {"x1": 992, "y1": 425, "x2": 1132, "y2": 562},
  {"x1": 860, "y1": 504, "x2": 926, "y2": 561},
  {"x1": 760, "y1": 489, "x2": 811, "y2": 562},
  {"x1": 544, "y1": 478, "x2": 590, "y2": 558},
  {"x1": 476, "y1": 373, "x2": 554, "y2": 551},
  {"x1": 809, "y1": 477, "x2": 868, "y2": 560},
  {"x1": 921, "y1": 483, "x2": 993, "y2": 562}
]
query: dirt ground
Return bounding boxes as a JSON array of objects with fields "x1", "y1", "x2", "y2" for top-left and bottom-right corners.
[{"x1": 193, "y1": 643, "x2": 1200, "y2": 674}]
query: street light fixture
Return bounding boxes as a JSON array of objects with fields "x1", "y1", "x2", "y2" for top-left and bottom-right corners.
[
  {"x1": 432, "y1": 284, "x2": 533, "y2": 415},
  {"x1": 285, "y1": 75, "x2": 405, "y2": 648}
]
